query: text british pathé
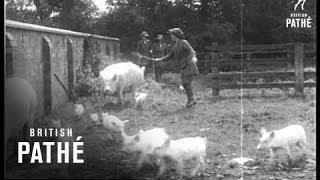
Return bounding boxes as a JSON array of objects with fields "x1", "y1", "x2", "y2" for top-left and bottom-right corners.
[
  {"x1": 18, "y1": 128, "x2": 85, "y2": 164},
  {"x1": 286, "y1": 13, "x2": 312, "y2": 28}
]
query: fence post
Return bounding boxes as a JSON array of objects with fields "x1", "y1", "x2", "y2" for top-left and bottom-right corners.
[
  {"x1": 202, "y1": 53, "x2": 210, "y2": 74},
  {"x1": 246, "y1": 53, "x2": 253, "y2": 72},
  {"x1": 294, "y1": 42, "x2": 304, "y2": 97},
  {"x1": 211, "y1": 42, "x2": 220, "y2": 96},
  {"x1": 286, "y1": 50, "x2": 294, "y2": 70}
]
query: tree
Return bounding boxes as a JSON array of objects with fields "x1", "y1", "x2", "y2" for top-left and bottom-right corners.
[
  {"x1": 32, "y1": 0, "x2": 99, "y2": 32},
  {"x1": 6, "y1": 0, "x2": 316, "y2": 51},
  {"x1": 6, "y1": 0, "x2": 99, "y2": 33},
  {"x1": 5, "y1": 0, "x2": 39, "y2": 23}
]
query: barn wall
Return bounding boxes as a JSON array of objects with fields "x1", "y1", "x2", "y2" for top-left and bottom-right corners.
[{"x1": 5, "y1": 20, "x2": 120, "y2": 115}]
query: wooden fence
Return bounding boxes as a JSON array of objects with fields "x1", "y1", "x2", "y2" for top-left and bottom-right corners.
[{"x1": 202, "y1": 42, "x2": 316, "y2": 96}]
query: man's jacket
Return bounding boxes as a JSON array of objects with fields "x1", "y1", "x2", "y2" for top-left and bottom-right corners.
[{"x1": 137, "y1": 39, "x2": 152, "y2": 56}]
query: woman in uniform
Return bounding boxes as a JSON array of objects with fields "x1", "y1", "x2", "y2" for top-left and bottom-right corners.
[{"x1": 154, "y1": 28, "x2": 199, "y2": 108}]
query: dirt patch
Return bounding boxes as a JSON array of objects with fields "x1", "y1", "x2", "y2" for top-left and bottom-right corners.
[{"x1": 6, "y1": 74, "x2": 316, "y2": 179}]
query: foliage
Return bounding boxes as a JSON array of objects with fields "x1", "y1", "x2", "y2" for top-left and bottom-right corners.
[
  {"x1": 96, "y1": 0, "x2": 315, "y2": 53},
  {"x1": 75, "y1": 64, "x2": 102, "y2": 98},
  {"x1": 239, "y1": 0, "x2": 316, "y2": 43},
  {"x1": 6, "y1": 0, "x2": 41, "y2": 24},
  {"x1": 6, "y1": 0, "x2": 99, "y2": 33},
  {"x1": 6, "y1": 0, "x2": 316, "y2": 51}
]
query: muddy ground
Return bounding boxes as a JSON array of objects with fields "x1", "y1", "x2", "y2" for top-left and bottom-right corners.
[{"x1": 6, "y1": 74, "x2": 316, "y2": 179}]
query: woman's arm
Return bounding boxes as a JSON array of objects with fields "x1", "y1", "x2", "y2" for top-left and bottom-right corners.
[
  {"x1": 181, "y1": 40, "x2": 196, "y2": 58},
  {"x1": 159, "y1": 49, "x2": 174, "y2": 61}
]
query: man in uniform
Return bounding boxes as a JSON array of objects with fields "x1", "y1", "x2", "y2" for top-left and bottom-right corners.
[
  {"x1": 137, "y1": 31, "x2": 152, "y2": 77},
  {"x1": 152, "y1": 34, "x2": 167, "y2": 82}
]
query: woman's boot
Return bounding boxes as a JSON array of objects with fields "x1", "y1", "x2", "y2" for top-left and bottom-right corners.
[{"x1": 184, "y1": 84, "x2": 196, "y2": 107}]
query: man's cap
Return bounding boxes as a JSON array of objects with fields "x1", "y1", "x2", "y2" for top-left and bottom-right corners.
[{"x1": 140, "y1": 31, "x2": 149, "y2": 37}]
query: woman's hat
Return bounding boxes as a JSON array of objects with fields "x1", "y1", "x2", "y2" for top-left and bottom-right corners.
[
  {"x1": 168, "y1": 28, "x2": 185, "y2": 39},
  {"x1": 140, "y1": 31, "x2": 149, "y2": 37}
]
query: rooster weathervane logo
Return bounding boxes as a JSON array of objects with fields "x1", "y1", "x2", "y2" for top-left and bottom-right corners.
[
  {"x1": 285, "y1": 0, "x2": 312, "y2": 28},
  {"x1": 294, "y1": 0, "x2": 306, "y2": 10}
]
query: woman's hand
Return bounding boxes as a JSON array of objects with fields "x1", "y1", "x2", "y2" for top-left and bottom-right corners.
[{"x1": 191, "y1": 57, "x2": 198, "y2": 63}]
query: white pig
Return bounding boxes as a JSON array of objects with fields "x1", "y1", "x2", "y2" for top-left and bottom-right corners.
[
  {"x1": 74, "y1": 104, "x2": 84, "y2": 116},
  {"x1": 5, "y1": 77, "x2": 37, "y2": 144},
  {"x1": 90, "y1": 113, "x2": 99, "y2": 123},
  {"x1": 121, "y1": 128, "x2": 169, "y2": 170},
  {"x1": 154, "y1": 136, "x2": 207, "y2": 178},
  {"x1": 99, "y1": 62, "x2": 145, "y2": 107},
  {"x1": 256, "y1": 125, "x2": 307, "y2": 161},
  {"x1": 134, "y1": 92, "x2": 147, "y2": 104},
  {"x1": 101, "y1": 112, "x2": 129, "y2": 132},
  {"x1": 134, "y1": 92, "x2": 147, "y2": 109}
]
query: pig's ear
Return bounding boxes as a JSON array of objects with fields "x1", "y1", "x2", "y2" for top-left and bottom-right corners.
[
  {"x1": 112, "y1": 74, "x2": 118, "y2": 81},
  {"x1": 269, "y1": 131, "x2": 275, "y2": 139}
]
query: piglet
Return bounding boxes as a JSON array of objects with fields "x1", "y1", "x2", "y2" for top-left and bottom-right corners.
[
  {"x1": 101, "y1": 112, "x2": 128, "y2": 132},
  {"x1": 134, "y1": 92, "x2": 147, "y2": 109},
  {"x1": 90, "y1": 113, "x2": 99, "y2": 123},
  {"x1": 121, "y1": 128, "x2": 169, "y2": 170},
  {"x1": 74, "y1": 104, "x2": 84, "y2": 116},
  {"x1": 134, "y1": 92, "x2": 147, "y2": 103},
  {"x1": 154, "y1": 136, "x2": 207, "y2": 178},
  {"x1": 256, "y1": 125, "x2": 306, "y2": 161}
]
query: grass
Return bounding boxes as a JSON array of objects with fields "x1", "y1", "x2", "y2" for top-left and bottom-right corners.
[{"x1": 5, "y1": 74, "x2": 316, "y2": 179}]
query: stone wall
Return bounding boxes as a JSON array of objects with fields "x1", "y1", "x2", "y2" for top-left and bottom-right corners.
[{"x1": 5, "y1": 20, "x2": 120, "y2": 115}]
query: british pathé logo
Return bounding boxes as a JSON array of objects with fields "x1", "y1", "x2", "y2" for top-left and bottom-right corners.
[
  {"x1": 18, "y1": 128, "x2": 85, "y2": 164},
  {"x1": 286, "y1": 0, "x2": 312, "y2": 28},
  {"x1": 294, "y1": 0, "x2": 306, "y2": 10}
]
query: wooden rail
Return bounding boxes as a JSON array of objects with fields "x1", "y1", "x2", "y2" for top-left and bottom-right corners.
[
  {"x1": 218, "y1": 82, "x2": 316, "y2": 89},
  {"x1": 218, "y1": 71, "x2": 316, "y2": 80},
  {"x1": 218, "y1": 58, "x2": 292, "y2": 63},
  {"x1": 205, "y1": 42, "x2": 315, "y2": 51},
  {"x1": 206, "y1": 42, "x2": 316, "y2": 97}
]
